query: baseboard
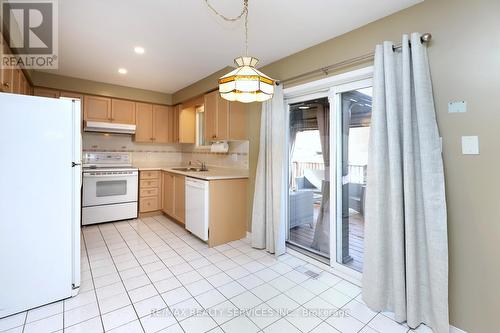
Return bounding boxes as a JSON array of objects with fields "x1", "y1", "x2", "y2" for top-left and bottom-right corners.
[{"x1": 450, "y1": 325, "x2": 467, "y2": 333}]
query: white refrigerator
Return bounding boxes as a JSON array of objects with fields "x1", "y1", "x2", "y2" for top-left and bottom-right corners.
[{"x1": 0, "y1": 92, "x2": 81, "y2": 318}]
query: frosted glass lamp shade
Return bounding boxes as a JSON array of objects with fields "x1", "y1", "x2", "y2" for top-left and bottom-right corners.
[{"x1": 219, "y1": 56, "x2": 275, "y2": 103}]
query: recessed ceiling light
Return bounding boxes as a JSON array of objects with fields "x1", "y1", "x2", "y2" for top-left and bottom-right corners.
[
  {"x1": 134, "y1": 46, "x2": 145, "y2": 54},
  {"x1": 118, "y1": 68, "x2": 127, "y2": 74}
]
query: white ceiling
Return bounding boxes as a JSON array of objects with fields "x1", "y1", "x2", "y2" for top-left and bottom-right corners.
[{"x1": 41, "y1": 0, "x2": 422, "y2": 93}]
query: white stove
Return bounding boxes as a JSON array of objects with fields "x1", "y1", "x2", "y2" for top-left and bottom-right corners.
[{"x1": 82, "y1": 152, "x2": 138, "y2": 225}]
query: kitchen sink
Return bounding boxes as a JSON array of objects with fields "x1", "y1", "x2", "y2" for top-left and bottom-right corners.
[{"x1": 171, "y1": 167, "x2": 208, "y2": 172}]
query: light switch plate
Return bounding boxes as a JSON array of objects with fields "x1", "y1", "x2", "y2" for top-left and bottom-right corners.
[
  {"x1": 461, "y1": 136, "x2": 479, "y2": 155},
  {"x1": 448, "y1": 101, "x2": 467, "y2": 113}
]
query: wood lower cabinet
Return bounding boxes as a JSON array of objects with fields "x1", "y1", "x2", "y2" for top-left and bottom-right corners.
[
  {"x1": 161, "y1": 171, "x2": 185, "y2": 224},
  {"x1": 139, "y1": 171, "x2": 161, "y2": 213},
  {"x1": 208, "y1": 179, "x2": 247, "y2": 247}
]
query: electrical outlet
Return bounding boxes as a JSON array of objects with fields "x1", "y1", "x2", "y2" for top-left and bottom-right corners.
[{"x1": 461, "y1": 136, "x2": 479, "y2": 155}]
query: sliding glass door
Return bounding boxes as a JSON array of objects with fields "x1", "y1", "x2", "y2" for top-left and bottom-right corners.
[
  {"x1": 285, "y1": 69, "x2": 373, "y2": 278},
  {"x1": 330, "y1": 79, "x2": 372, "y2": 274}
]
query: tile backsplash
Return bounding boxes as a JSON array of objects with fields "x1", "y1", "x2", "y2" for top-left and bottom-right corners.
[{"x1": 82, "y1": 133, "x2": 248, "y2": 169}]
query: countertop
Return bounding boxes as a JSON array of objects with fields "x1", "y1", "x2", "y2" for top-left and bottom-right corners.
[{"x1": 135, "y1": 166, "x2": 249, "y2": 180}]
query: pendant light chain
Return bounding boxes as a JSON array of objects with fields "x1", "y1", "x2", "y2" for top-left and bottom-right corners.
[{"x1": 204, "y1": 0, "x2": 249, "y2": 55}]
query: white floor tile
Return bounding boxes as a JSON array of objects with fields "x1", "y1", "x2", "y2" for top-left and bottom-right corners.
[
  {"x1": 333, "y1": 280, "x2": 362, "y2": 298},
  {"x1": 320, "y1": 287, "x2": 354, "y2": 308},
  {"x1": 284, "y1": 285, "x2": 316, "y2": 305},
  {"x1": 64, "y1": 317, "x2": 103, "y2": 333},
  {"x1": 156, "y1": 323, "x2": 184, "y2": 333},
  {"x1": 206, "y1": 272, "x2": 233, "y2": 288},
  {"x1": 327, "y1": 312, "x2": 365, "y2": 333},
  {"x1": 98, "y1": 292, "x2": 131, "y2": 314},
  {"x1": 217, "y1": 281, "x2": 246, "y2": 299},
  {"x1": 95, "y1": 282, "x2": 126, "y2": 302},
  {"x1": 266, "y1": 294, "x2": 300, "y2": 315},
  {"x1": 268, "y1": 276, "x2": 297, "y2": 292},
  {"x1": 128, "y1": 284, "x2": 158, "y2": 303},
  {"x1": 309, "y1": 322, "x2": 341, "y2": 333},
  {"x1": 194, "y1": 289, "x2": 227, "y2": 309},
  {"x1": 263, "y1": 318, "x2": 301, "y2": 333},
  {"x1": 64, "y1": 302, "x2": 100, "y2": 328},
  {"x1": 26, "y1": 301, "x2": 63, "y2": 323},
  {"x1": 237, "y1": 274, "x2": 265, "y2": 290},
  {"x1": 169, "y1": 297, "x2": 202, "y2": 321},
  {"x1": 101, "y1": 305, "x2": 138, "y2": 331},
  {"x1": 64, "y1": 290, "x2": 97, "y2": 311},
  {"x1": 107, "y1": 319, "x2": 143, "y2": 333},
  {"x1": 123, "y1": 274, "x2": 150, "y2": 291},
  {"x1": 154, "y1": 276, "x2": 182, "y2": 293},
  {"x1": 230, "y1": 291, "x2": 262, "y2": 310},
  {"x1": 250, "y1": 283, "x2": 280, "y2": 302},
  {"x1": 225, "y1": 266, "x2": 251, "y2": 280},
  {"x1": 368, "y1": 313, "x2": 409, "y2": 333},
  {"x1": 147, "y1": 268, "x2": 173, "y2": 283},
  {"x1": 303, "y1": 296, "x2": 339, "y2": 319},
  {"x1": 179, "y1": 313, "x2": 217, "y2": 333},
  {"x1": 162, "y1": 287, "x2": 192, "y2": 306},
  {"x1": 93, "y1": 272, "x2": 121, "y2": 289},
  {"x1": 140, "y1": 311, "x2": 177, "y2": 333},
  {"x1": 177, "y1": 271, "x2": 203, "y2": 285},
  {"x1": 221, "y1": 315, "x2": 259, "y2": 333},
  {"x1": 343, "y1": 299, "x2": 378, "y2": 324},
  {"x1": 184, "y1": 279, "x2": 214, "y2": 296},
  {"x1": 23, "y1": 313, "x2": 62, "y2": 333},
  {"x1": 207, "y1": 300, "x2": 239, "y2": 325},
  {"x1": 245, "y1": 303, "x2": 280, "y2": 329},
  {"x1": 285, "y1": 307, "x2": 322, "y2": 332},
  {"x1": 133, "y1": 295, "x2": 168, "y2": 318}
]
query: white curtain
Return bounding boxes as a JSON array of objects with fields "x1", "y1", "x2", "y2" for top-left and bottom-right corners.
[
  {"x1": 251, "y1": 85, "x2": 286, "y2": 255},
  {"x1": 311, "y1": 104, "x2": 330, "y2": 253},
  {"x1": 362, "y1": 33, "x2": 449, "y2": 333}
]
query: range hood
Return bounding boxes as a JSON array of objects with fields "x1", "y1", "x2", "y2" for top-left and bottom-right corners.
[{"x1": 84, "y1": 121, "x2": 136, "y2": 134}]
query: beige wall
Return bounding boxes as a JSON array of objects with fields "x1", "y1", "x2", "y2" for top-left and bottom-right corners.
[
  {"x1": 171, "y1": 0, "x2": 500, "y2": 332},
  {"x1": 31, "y1": 71, "x2": 172, "y2": 105}
]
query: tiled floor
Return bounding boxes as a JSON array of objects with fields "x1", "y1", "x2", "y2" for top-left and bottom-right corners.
[{"x1": 1, "y1": 215, "x2": 425, "y2": 333}]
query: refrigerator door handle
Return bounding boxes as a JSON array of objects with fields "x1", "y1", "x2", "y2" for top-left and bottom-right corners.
[{"x1": 72, "y1": 162, "x2": 81, "y2": 167}]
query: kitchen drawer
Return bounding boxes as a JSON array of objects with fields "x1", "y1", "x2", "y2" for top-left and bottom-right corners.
[
  {"x1": 140, "y1": 196, "x2": 159, "y2": 212},
  {"x1": 140, "y1": 179, "x2": 159, "y2": 188},
  {"x1": 140, "y1": 187, "x2": 159, "y2": 197},
  {"x1": 140, "y1": 170, "x2": 159, "y2": 180}
]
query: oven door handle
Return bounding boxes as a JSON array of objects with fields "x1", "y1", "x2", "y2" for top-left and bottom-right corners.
[{"x1": 83, "y1": 173, "x2": 138, "y2": 178}]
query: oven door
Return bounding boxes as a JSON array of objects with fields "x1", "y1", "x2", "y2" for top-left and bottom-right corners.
[{"x1": 83, "y1": 171, "x2": 138, "y2": 207}]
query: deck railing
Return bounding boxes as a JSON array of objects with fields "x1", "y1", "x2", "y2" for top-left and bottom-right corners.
[{"x1": 290, "y1": 161, "x2": 367, "y2": 189}]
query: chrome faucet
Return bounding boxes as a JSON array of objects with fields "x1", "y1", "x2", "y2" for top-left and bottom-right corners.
[{"x1": 196, "y1": 160, "x2": 208, "y2": 171}]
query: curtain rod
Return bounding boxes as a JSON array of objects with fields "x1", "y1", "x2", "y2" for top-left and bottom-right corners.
[{"x1": 276, "y1": 33, "x2": 432, "y2": 86}]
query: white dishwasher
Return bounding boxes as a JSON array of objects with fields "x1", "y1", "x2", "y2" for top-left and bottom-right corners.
[{"x1": 185, "y1": 177, "x2": 209, "y2": 241}]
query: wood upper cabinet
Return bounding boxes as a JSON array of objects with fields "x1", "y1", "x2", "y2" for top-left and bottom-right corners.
[
  {"x1": 203, "y1": 90, "x2": 247, "y2": 142},
  {"x1": 204, "y1": 91, "x2": 218, "y2": 142},
  {"x1": 111, "y1": 99, "x2": 136, "y2": 124},
  {"x1": 153, "y1": 105, "x2": 172, "y2": 144},
  {"x1": 34, "y1": 87, "x2": 60, "y2": 98},
  {"x1": 84, "y1": 95, "x2": 111, "y2": 122},
  {"x1": 228, "y1": 101, "x2": 247, "y2": 140},
  {"x1": 179, "y1": 105, "x2": 196, "y2": 144},
  {"x1": 172, "y1": 105, "x2": 180, "y2": 143},
  {"x1": 217, "y1": 97, "x2": 229, "y2": 140},
  {"x1": 162, "y1": 172, "x2": 174, "y2": 216},
  {"x1": 135, "y1": 103, "x2": 154, "y2": 142}
]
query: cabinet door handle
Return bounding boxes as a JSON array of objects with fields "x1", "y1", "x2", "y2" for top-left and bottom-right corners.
[{"x1": 3, "y1": 82, "x2": 10, "y2": 88}]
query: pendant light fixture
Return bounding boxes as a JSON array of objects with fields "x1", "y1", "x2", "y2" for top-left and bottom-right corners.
[{"x1": 205, "y1": 0, "x2": 275, "y2": 103}]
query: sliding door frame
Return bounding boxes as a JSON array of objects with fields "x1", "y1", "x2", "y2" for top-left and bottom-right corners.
[
  {"x1": 284, "y1": 67, "x2": 373, "y2": 283},
  {"x1": 328, "y1": 77, "x2": 373, "y2": 282}
]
